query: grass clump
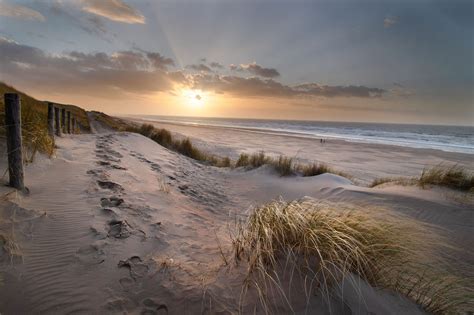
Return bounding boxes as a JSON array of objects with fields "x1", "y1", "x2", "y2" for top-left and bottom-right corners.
[
  {"x1": 1, "y1": 82, "x2": 89, "y2": 160},
  {"x1": 232, "y1": 199, "x2": 472, "y2": 314},
  {"x1": 419, "y1": 164, "x2": 474, "y2": 192},
  {"x1": 370, "y1": 164, "x2": 473, "y2": 191},
  {"x1": 297, "y1": 162, "x2": 331, "y2": 177},
  {"x1": 126, "y1": 123, "x2": 231, "y2": 168},
  {"x1": 236, "y1": 153, "x2": 249, "y2": 167},
  {"x1": 274, "y1": 155, "x2": 294, "y2": 176}
]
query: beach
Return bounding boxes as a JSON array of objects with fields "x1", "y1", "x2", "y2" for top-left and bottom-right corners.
[
  {"x1": 0, "y1": 115, "x2": 472, "y2": 314},
  {"x1": 127, "y1": 118, "x2": 474, "y2": 185}
]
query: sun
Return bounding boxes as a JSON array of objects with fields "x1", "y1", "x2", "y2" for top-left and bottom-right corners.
[{"x1": 181, "y1": 89, "x2": 205, "y2": 108}]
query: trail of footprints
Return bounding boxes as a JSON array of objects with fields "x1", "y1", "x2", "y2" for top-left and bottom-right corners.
[
  {"x1": 87, "y1": 134, "x2": 166, "y2": 313},
  {"x1": 129, "y1": 149, "x2": 232, "y2": 214}
]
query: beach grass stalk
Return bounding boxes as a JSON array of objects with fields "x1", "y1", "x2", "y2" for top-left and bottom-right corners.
[{"x1": 232, "y1": 198, "x2": 472, "y2": 314}]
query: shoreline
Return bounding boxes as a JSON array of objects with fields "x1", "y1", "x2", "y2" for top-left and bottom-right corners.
[
  {"x1": 124, "y1": 116, "x2": 474, "y2": 155},
  {"x1": 125, "y1": 117, "x2": 474, "y2": 184}
]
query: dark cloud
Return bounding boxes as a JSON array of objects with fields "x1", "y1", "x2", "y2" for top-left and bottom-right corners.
[
  {"x1": 80, "y1": 0, "x2": 145, "y2": 24},
  {"x1": 146, "y1": 52, "x2": 175, "y2": 70},
  {"x1": 293, "y1": 83, "x2": 385, "y2": 98},
  {"x1": 209, "y1": 62, "x2": 224, "y2": 69},
  {"x1": 0, "y1": 37, "x2": 183, "y2": 97},
  {"x1": 187, "y1": 64, "x2": 212, "y2": 72},
  {"x1": 191, "y1": 74, "x2": 385, "y2": 98},
  {"x1": 239, "y1": 62, "x2": 280, "y2": 78}
]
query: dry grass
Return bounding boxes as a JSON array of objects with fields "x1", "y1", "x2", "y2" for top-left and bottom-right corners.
[
  {"x1": 236, "y1": 151, "x2": 351, "y2": 179},
  {"x1": 232, "y1": 199, "x2": 472, "y2": 314},
  {"x1": 0, "y1": 82, "x2": 90, "y2": 160},
  {"x1": 419, "y1": 164, "x2": 474, "y2": 192},
  {"x1": 126, "y1": 123, "x2": 232, "y2": 168},
  {"x1": 369, "y1": 176, "x2": 415, "y2": 188},
  {"x1": 274, "y1": 155, "x2": 294, "y2": 176},
  {"x1": 370, "y1": 164, "x2": 473, "y2": 192}
]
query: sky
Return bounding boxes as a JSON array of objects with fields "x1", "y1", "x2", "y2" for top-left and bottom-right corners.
[{"x1": 0, "y1": 0, "x2": 473, "y2": 125}]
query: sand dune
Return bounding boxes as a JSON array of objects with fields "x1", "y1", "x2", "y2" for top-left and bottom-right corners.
[{"x1": 0, "y1": 117, "x2": 472, "y2": 314}]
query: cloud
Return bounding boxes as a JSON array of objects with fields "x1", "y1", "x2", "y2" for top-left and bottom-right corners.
[
  {"x1": 50, "y1": 2, "x2": 110, "y2": 41},
  {"x1": 0, "y1": 1, "x2": 45, "y2": 21},
  {"x1": 145, "y1": 52, "x2": 175, "y2": 70},
  {"x1": 390, "y1": 82, "x2": 415, "y2": 97},
  {"x1": 80, "y1": 0, "x2": 145, "y2": 24},
  {"x1": 209, "y1": 62, "x2": 224, "y2": 69},
  {"x1": 195, "y1": 94, "x2": 202, "y2": 100},
  {"x1": 191, "y1": 74, "x2": 385, "y2": 99},
  {"x1": 0, "y1": 37, "x2": 182, "y2": 97},
  {"x1": 384, "y1": 16, "x2": 399, "y2": 28},
  {"x1": 0, "y1": 38, "x2": 386, "y2": 101},
  {"x1": 293, "y1": 83, "x2": 385, "y2": 98},
  {"x1": 234, "y1": 62, "x2": 280, "y2": 78},
  {"x1": 187, "y1": 63, "x2": 212, "y2": 72}
]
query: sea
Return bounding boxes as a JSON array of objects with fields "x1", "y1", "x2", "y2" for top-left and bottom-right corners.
[{"x1": 135, "y1": 115, "x2": 474, "y2": 155}]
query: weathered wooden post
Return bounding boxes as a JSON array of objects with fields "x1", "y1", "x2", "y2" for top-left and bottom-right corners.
[
  {"x1": 66, "y1": 111, "x2": 71, "y2": 134},
  {"x1": 4, "y1": 93, "x2": 24, "y2": 190},
  {"x1": 47, "y1": 102, "x2": 55, "y2": 137},
  {"x1": 61, "y1": 108, "x2": 66, "y2": 133},
  {"x1": 71, "y1": 117, "x2": 76, "y2": 134},
  {"x1": 54, "y1": 107, "x2": 62, "y2": 136}
]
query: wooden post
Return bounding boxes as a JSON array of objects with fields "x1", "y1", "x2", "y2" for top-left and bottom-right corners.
[
  {"x1": 4, "y1": 93, "x2": 24, "y2": 190},
  {"x1": 61, "y1": 108, "x2": 66, "y2": 133},
  {"x1": 67, "y1": 111, "x2": 71, "y2": 134},
  {"x1": 71, "y1": 117, "x2": 76, "y2": 134},
  {"x1": 54, "y1": 107, "x2": 61, "y2": 136},
  {"x1": 47, "y1": 102, "x2": 55, "y2": 137}
]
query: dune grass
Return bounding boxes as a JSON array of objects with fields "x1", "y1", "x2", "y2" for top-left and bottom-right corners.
[
  {"x1": 370, "y1": 164, "x2": 474, "y2": 192},
  {"x1": 235, "y1": 151, "x2": 350, "y2": 178},
  {"x1": 419, "y1": 164, "x2": 474, "y2": 191},
  {"x1": 232, "y1": 198, "x2": 472, "y2": 314},
  {"x1": 126, "y1": 123, "x2": 232, "y2": 167},
  {"x1": 0, "y1": 82, "x2": 90, "y2": 160}
]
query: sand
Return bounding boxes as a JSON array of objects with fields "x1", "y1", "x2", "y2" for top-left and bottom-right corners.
[
  {"x1": 0, "y1": 116, "x2": 472, "y2": 314},
  {"x1": 127, "y1": 118, "x2": 474, "y2": 185}
]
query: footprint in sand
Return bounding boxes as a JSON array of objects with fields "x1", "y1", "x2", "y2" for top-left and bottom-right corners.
[
  {"x1": 101, "y1": 196, "x2": 125, "y2": 207},
  {"x1": 107, "y1": 219, "x2": 132, "y2": 239},
  {"x1": 141, "y1": 298, "x2": 168, "y2": 314},
  {"x1": 118, "y1": 256, "x2": 149, "y2": 280},
  {"x1": 97, "y1": 180, "x2": 124, "y2": 192}
]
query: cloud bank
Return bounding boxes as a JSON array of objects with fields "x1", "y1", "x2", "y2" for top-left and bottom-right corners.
[{"x1": 0, "y1": 37, "x2": 385, "y2": 100}]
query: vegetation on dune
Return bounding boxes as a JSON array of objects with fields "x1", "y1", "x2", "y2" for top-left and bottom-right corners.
[
  {"x1": 0, "y1": 82, "x2": 90, "y2": 160},
  {"x1": 370, "y1": 164, "x2": 473, "y2": 192},
  {"x1": 232, "y1": 198, "x2": 473, "y2": 314},
  {"x1": 419, "y1": 164, "x2": 474, "y2": 192},
  {"x1": 125, "y1": 123, "x2": 231, "y2": 167},
  {"x1": 235, "y1": 151, "x2": 350, "y2": 178}
]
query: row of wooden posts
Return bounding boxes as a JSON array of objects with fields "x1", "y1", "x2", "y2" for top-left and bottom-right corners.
[{"x1": 3, "y1": 93, "x2": 82, "y2": 191}]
